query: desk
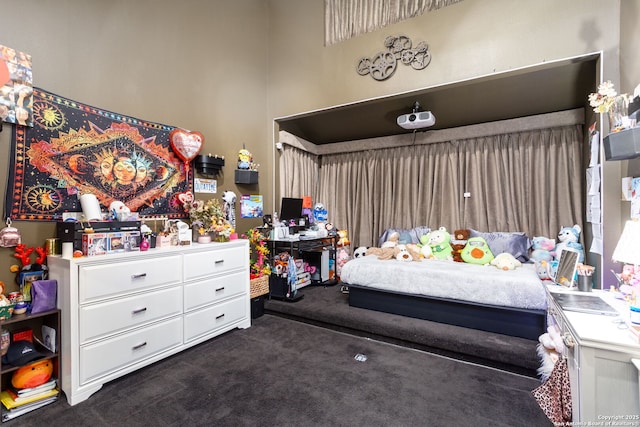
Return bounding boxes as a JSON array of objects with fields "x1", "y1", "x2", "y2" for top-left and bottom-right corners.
[
  {"x1": 268, "y1": 235, "x2": 338, "y2": 292},
  {"x1": 546, "y1": 286, "x2": 640, "y2": 422}
]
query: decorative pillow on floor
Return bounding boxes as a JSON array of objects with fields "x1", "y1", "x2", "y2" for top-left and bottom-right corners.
[{"x1": 469, "y1": 229, "x2": 531, "y2": 263}]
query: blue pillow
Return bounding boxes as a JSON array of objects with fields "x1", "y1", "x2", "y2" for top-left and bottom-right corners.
[{"x1": 468, "y1": 229, "x2": 531, "y2": 263}]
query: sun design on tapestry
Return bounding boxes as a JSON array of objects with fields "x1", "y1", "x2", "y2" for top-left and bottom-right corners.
[
  {"x1": 32, "y1": 100, "x2": 65, "y2": 131},
  {"x1": 26, "y1": 122, "x2": 181, "y2": 212}
]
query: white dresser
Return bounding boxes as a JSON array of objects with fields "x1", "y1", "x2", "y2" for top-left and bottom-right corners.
[
  {"x1": 546, "y1": 287, "x2": 640, "y2": 423},
  {"x1": 47, "y1": 241, "x2": 250, "y2": 405}
]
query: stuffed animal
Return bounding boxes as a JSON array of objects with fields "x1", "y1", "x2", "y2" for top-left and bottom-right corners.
[
  {"x1": 353, "y1": 246, "x2": 369, "y2": 259},
  {"x1": 535, "y1": 260, "x2": 556, "y2": 284},
  {"x1": 423, "y1": 227, "x2": 453, "y2": 260},
  {"x1": 553, "y1": 224, "x2": 584, "y2": 262},
  {"x1": 336, "y1": 247, "x2": 350, "y2": 278},
  {"x1": 461, "y1": 236, "x2": 494, "y2": 265},
  {"x1": 381, "y1": 232, "x2": 400, "y2": 248},
  {"x1": 337, "y1": 230, "x2": 350, "y2": 247},
  {"x1": 366, "y1": 246, "x2": 398, "y2": 260},
  {"x1": 530, "y1": 236, "x2": 555, "y2": 263},
  {"x1": 490, "y1": 252, "x2": 522, "y2": 270},
  {"x1": 396, "y1": 245, "x2": 413, "y2": 262},
  {"x1": 407, "y1": 243, "x2": 431, "y2": 260},
  {"x1": 453, "y1": 229, "x2": 470, "y2": 241},
  {"x1": 451, "y1": 243, "x2": 465, "y2": 262}
]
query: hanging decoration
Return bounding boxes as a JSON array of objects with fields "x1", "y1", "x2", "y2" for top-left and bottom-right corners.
[
  {"x1": 356, "y1": 35, "x2": 431, "y2": 81},
  {"x1": 169, "y1": 128, "x2": 204, "y2": 180},
  {"x1": 6, "y1": 87, "x2": 191, "y2": 220}
]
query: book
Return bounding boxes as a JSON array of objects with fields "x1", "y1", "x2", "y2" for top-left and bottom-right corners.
[
  {"x1": 0, "y1": 388, "x2": 58, "y2": 410},
  {"x1": 16, "y1": 378, "x2": 57, "y2": 396},
  {"x1": 1, "y1": 395, "x2": 58, "y2": 421},
  {"x1": 9, "y1": 379, "x2": 57, "y2": 401},
  {"x1": 41, "y1": 325, "x2": 56, "y2": 353}
]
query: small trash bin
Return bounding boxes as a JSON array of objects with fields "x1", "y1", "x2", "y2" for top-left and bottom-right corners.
[{"x1": 251, "y1": 296, "x2": 265, "y2": 319}]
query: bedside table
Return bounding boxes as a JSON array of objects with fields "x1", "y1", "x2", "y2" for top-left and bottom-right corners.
[{"x1": 546, "y1": 286, "x2": 640, "y2": 423}]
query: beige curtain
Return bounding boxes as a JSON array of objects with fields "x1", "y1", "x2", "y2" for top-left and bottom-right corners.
[
  {"x1": 325, "y1": 0, "x2": 464, "y2": 45},
  {"x1": 279, "y1": 144, "x2": 319, "y2": 200},
  {"x1": 283, "y1": 125, "x2": 583, "y2": 247}
]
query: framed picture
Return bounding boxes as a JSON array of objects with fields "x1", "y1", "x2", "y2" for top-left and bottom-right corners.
[{"x1": 18, "y1": 270, "x2": 47, "y2": 302}]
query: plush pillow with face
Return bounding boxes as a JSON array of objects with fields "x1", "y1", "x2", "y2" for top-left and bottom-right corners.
[{"x1": 461, "y1": 236, "x2": 495, "y2": 265}]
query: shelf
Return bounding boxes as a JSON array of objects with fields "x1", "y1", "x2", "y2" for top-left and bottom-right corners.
[
  {"x1": 604, "y1": 127, "x2": 640, "y2": 160},
  {"x1": 234, "y1": 169, "x2": 258, "y2": 184}
]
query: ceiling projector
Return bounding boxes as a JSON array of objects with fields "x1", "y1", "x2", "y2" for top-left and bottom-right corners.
[{"x1": 397, "y1": 110, "x2": 436, "y2": 130}]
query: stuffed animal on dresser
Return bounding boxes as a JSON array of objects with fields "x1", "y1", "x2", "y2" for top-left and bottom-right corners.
[{"x1": 553, "y1": 224, "x2": 584, "y2": 262}]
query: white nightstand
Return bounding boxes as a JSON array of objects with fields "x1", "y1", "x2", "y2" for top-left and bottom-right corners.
[{"x1": 546, "y1": 286, "x2": 640, "y2": 422}]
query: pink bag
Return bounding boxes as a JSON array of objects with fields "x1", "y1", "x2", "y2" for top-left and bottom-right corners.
[{"x1": 0, "y1": 219, "x2": 21, "y2": 248}]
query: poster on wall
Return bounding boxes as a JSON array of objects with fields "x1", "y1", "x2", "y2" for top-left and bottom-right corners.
[
  {"x1": 631, "y1": 177, "x2": 640, "y2": 220},
  {"x1": 5, "y1": 87, "x2": 191, "y2": 221},
  {"x1": 240, "y1": 195, "x2": 263, "y2": 218},
  {"x1": 0, "y1": 44, "x2": 33, "y2": 126}
]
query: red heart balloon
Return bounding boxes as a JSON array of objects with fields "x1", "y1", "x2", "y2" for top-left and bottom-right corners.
[{"x1": 169, "y1": 129, "x2": 204, "y2": 163}]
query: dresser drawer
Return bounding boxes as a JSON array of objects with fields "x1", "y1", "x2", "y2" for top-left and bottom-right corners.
[
  {"x1": 80, "y1": 316, "x2": 182, "y2": 384},
  {"x1": 79, "y1": 286, "x2": 183, "y2": 343},
  {"x1": 183, "y1": 271, "x2": 246, "y2": 312},
  {"x1": 184, "y1": 296, "x2": 247, "y2": 342},
  {"x1": 79, "y1": 255, "x2": 182, "y2": 302},
  {"x1": 184, "y1": 246, "x2": 247, "y2": 280}
]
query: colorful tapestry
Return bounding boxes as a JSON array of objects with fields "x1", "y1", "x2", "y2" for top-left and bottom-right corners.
[{"x1": 6, "y1": 88, "x2": 191, "y2": 221}]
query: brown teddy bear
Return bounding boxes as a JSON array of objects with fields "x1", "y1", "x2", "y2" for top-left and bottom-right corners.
[
  {"x1": 454, "y1": 229, "x2": 470, "y2": 241},
  {"x1": 451, "y1": 243, "x2": 465, "y2": 262}
]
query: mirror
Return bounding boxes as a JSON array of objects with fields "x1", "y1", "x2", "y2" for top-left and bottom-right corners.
[{"x1": 555, "y1": 249, "x2": 579, "y2": 287}]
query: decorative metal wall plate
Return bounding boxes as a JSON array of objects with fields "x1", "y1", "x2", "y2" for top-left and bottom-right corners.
[{"x1": 357, "y1": 35, "x2": 431, "y2": 81}]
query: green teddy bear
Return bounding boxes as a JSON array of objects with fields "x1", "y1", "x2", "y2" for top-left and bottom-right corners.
[{"x1": 421, "y1": 227, "x2": 453, "y2": 261}]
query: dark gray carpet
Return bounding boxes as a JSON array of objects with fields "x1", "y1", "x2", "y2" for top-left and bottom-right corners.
[
  {"x1": 9, "y1": 315, "x2": 550, "y2": 426},
  {"x1": 264, "y1": 285, "x2": 541, "y2": 376}
]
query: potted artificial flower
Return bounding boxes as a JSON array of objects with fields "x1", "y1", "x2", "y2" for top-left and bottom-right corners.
[
  {"x1": 181, "y1": 197, "x2": 234, "y2": 242},
  {"x1": 242, "y1": 228, "x2": 271, "y2": 298},
  {"x1": 588, "y1": 80, "x2": 631, "y2": 132}
]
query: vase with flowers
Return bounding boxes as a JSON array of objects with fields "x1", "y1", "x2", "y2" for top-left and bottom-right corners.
[
  {"x1": 588, "y1": 80, "x2": 631, "y2": 133},
  {"x1": 181, "y1": 197, "x2": 234, "y2": 243},
  {"x1": 242, "y1": 228, "x2": 271, "y2": 298}
]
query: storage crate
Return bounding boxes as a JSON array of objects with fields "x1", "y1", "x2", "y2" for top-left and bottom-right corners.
[{"x1": 250, "y1": 275, "x2": 270, "y2": 299}]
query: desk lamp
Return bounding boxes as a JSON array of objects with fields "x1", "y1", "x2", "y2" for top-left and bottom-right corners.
[{"x1": 612, "y1": 220, "x2": 640, "y2": 294}]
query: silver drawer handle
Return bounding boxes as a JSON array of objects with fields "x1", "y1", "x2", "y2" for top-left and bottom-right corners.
[
  {"x1": 215, "y1": 287, "x2": 225, "y2": 292},
  {"x1": 216, "y1": 313, "x2": 225, "y2": 320},
  {"x1": 131, "y1": 273, "x2": 147, "y2": 279},
  {"x1": 215, "y1": 259, "x2": 224, "y2": 264},
  {"x1": 132, "y1": 341, "x2": 147, "y2": 350},
  {"x1": 132, "y1": 307, "x2": 147, "y2": 314},
  {"x1": 562, "y1": 332, "x2": 575, "y2": 349}
]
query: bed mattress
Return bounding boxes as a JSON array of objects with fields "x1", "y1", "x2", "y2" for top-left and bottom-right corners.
[{"x1": 340, "y1": 256, "x2": 547, "y2": 310}]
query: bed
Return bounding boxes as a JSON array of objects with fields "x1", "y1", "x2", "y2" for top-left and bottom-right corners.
[{"x1": 341, "y1": 254, "x2": 548, "y2": 340}]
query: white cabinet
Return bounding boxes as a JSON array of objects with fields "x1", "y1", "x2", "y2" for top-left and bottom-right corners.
[
  {"x1": 48, "y1": 241, "x2": 250, "y2": 405},
  {"x1": 547, "y1": 287, "x2": 640, "y2": 422}
]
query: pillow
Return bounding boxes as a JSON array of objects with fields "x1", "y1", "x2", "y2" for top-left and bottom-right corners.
[
  {"x1": 468, "y1": 229, "x2": 531, "y2": 263},
  {"x1": 378, "y1": 226, "x2": 431, "y2": 246}
]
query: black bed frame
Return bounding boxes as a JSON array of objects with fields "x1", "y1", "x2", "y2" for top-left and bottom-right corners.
[{"x1": 347, "y1": 284, "x2": 546, "y2": 340}]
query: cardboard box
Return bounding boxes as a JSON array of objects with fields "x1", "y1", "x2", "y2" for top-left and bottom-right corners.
[{"x1": 82, "y1": 233, "x2": 109, "y2": 256}]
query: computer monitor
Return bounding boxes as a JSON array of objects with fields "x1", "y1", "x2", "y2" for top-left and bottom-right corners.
[{"x1": 279, "y1": 197, "x2": 303, "y2": 223}]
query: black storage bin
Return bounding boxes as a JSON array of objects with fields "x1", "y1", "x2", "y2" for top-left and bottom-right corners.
[{"x1": 251, "y1": 296, "x2": 265, "y2": 319}]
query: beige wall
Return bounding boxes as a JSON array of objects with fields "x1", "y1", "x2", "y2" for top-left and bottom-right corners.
[
  {"x1": 0, "y1": 0, "x2": 269, "y2": 288},
  {"x1": 0, "y1": 0, "x2": 634, "y2": 289}
]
